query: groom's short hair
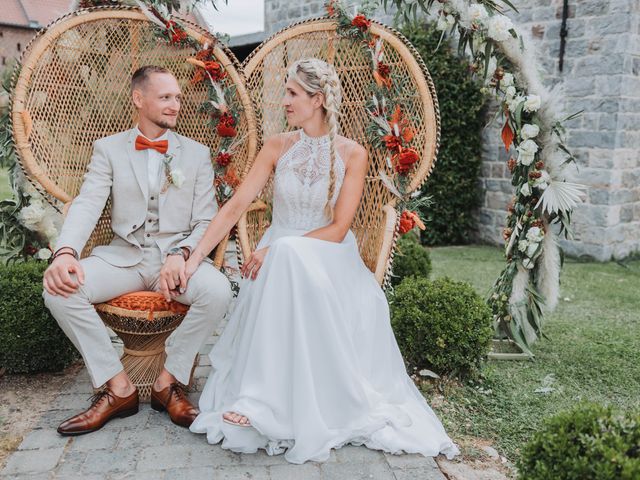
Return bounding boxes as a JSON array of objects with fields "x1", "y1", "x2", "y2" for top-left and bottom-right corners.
[{"x1": 131, "y1": 65, "x2": 172, "y2": 92}]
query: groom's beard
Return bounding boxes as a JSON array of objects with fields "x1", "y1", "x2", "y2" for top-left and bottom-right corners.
[{"x1": 154, "y1": 118, "x2": 177, "y2": 129}]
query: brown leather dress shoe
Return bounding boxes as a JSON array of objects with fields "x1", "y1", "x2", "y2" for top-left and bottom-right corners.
[
  {"x1": 57, "y1": 387, "x2": 139, "y2": 436},
  {"x1": 150, "y1": 383, "x2": 199, "y2": 428}
]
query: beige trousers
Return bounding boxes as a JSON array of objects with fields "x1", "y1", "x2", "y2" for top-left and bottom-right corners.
[{"x1": 44, "y1": 247, "x2": 232, "y2": 388}]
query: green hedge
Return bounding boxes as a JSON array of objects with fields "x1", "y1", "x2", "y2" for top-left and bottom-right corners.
[
  {"x1": 391, "y1": 236, "x2": 432, "y2": 286},
  {"x1": 390, "y1": 276, "x2": 493, "y2": 379},
  {"x1": 402, "y1": 24, "x2": 485, "y2": 245},
  {"x1": 0, "y1": 261, "x2": 79, "y2": 373},
  {"x1": 518, "y1": 403, "x2": 640, "y2": 479}
]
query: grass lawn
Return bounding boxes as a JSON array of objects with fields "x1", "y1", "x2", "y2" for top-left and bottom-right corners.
[
  {"x1": 425, "y1": 245, "x2": 640, "y2": 463},
  {"x1": 0, "y1": 168, "x2": 12, "y2": 200}
]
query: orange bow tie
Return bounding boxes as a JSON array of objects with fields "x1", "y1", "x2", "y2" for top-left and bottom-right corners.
[{"x1": 135, "y1": 135, "x2": 168, "y2": 154}]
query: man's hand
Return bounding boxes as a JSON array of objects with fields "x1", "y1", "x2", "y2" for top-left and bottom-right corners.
[
  {"x1": 240, "y1": 247, "x2": 269, "y2": 280},
  {"x1": 43, "y1": 253, "x2": 85, "y2": 297},
  {"x1": 159, "y1": 255, "x2": 187, "y2": 301}
]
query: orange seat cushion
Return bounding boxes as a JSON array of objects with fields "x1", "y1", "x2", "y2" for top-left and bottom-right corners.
[{"x1": 103, "y1": 291, "x2": 189, "y2": 315}]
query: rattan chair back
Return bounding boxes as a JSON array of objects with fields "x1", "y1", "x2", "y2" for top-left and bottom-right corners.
[
  {"x1": 11, "y1": 7, "x2": 257, "y2": 262},
  {"x1": 239, "y1": 18, "x2": 439, "y2": 284}
]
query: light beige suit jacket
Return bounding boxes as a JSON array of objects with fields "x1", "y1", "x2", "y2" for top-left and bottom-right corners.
[{"x1": 55, "y1": 128, "x2": 217, "y2": 267}]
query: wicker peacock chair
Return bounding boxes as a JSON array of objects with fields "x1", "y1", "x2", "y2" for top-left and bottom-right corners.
[
  {"x1": 10, "y1": 6, "x2": 257, "y2": 398},
  {"x1": 236, "y1": 18, "x2": 440, "y2": 285}
]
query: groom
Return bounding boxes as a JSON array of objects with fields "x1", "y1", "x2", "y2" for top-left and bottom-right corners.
[{"x1": 43, "y1": 65, "x2": 232, "y2": 435}]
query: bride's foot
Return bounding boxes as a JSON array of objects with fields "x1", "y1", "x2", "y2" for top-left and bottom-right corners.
[{"x1": 223, "y1": 411, "x2": 251, "y2": 427}]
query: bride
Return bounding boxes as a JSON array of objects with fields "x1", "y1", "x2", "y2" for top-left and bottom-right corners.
[{"x1": 180, "y1": 58, "x2": 458, "y2": 464}]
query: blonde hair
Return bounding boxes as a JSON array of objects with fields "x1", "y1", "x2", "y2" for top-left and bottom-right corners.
[{"x1": 287, "y1": 58, "x2": 342, "y2": 220}]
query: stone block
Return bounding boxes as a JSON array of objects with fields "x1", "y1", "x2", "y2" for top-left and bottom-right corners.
[
  {"x1": 576, "y1": 1, "x2": 609, "y2": 16},
  {"x1": 116, "y1": 426, "x2": 167, "y2": 450},
  {"x1": 82, "y1": 448, "x2": 138, "y2": 474},
  {"x1": 2, "y1": 448, "x2": 65, "y2": 475},
  {"x1": 136, "y1": 445, "x2": 192, "y2": 471},
  {"x1": 214, "y1": 466, "x2": 270, "y2": 479},
  {"x1": 320, "y1": 458, "x2": 394, "y2": 480},
  {"x1": 18, "y1": 428, "x2": 69, "y2": 451},
  {"x1": 271, "y1": 463, "x2": 322, "y2": 480},
  {"x1": 69, "y1": 429, "x2": 119, "y2": 451}
]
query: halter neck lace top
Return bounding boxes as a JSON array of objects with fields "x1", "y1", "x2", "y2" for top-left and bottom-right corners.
[{"x1": 271, "y1": 130, "x2": 346, "y2": 231}]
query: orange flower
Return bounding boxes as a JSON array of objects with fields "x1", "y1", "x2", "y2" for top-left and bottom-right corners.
[
  {"x1": 402, "y1": 127, "x2": 415, "y2": 143},
  {"x1": 398, "y1": 210, "x2": 416, "y2": 234},
  {"x1": 393, "y1": 148, "x2": 419, "y2": 174},
  {"x1": 507, "y1": 158, "x2": 517, "y2": 172},
  {"x1": 502, "y1": 227, "x2": 513, "y2": 241},
  {"x1": 326, "y1": 0, "x2": 336, "y2": 16},
  {"x1": 383, "y1": 134, "x2": 402, "y2": 151},
  {"x1": 351, "y1": 14, "x2": 371, "y2": 31},
  {"x1": 191, "y1": 69, "x2": 205, "y2": 85},
  {"x1": 221, "y1": 168, "x2": 240, "y2": 188},
  {"x1": 377, "y1": 61, "x2": 391, "y2": 77},
  {"x1": 203, "y1": 61, "x2": 227, "y2": 82}
]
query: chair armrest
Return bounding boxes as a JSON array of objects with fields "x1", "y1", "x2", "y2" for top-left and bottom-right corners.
[
  {"x1": 374, "y1": 204, "x2": 398, "y2": 286},
  {"x1": 237, "y1": 200, "x2": 268, "y2": 262}
]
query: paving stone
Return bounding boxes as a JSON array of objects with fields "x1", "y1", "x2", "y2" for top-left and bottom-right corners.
[
  {"x1": 1, "y1": 448, "x2": 65, "y2": 475},
  {"x1": 108, "y1": 472, "x2": 163, "y2": 480},
  {"x1": 36, "y1": 410, "x2": 79, "y2": 429},
  {"x1": 320, "y1": 459, "x2": 395, "y2": 480},
  {"x1": 237, "y1": 450, "x2": 290, "y2": 466},
  {"x1": 163, "y1": 466, "x2": 217, "y2": 480},
  {"x1": 58, "y1": 474, "x2": 106, "y2": 480},
  {"x1": 392, "y1": 466, "x2": 447, "y2": 480},
  {"x1": 183, "y1": 444, "x2": 242, "y2": 467},
  {"x1": 214, "y1": 465, "x2": 271, "y2": 479},
  {"x1": 69, "y1": 429, "x2": 120, "y2": 451},
  {"x1": 270, "y1": 463, "x2": 321, "y2": 480},
  {"x1": 18, "y1": 428, "x2": 70, "y2": 450},
  {"x1": 116, "y1": 426, "x2": 167, "y2": 449},
  {"x1": 164, "y1": 425, "x2": 206, "y2": 446},
  {"x1": 136, "y1": 445, "x2": 193, "y2": 471},
  {"x1": 0, "y1": 474, "x2": 52, "y2": 480},
  {"x1": 82, "y1": 448, "x2": 138, "y2": 474},
  {"x1": 51, "y1": 393, "x2": 93, "y2": 411},
  {"x1": 335, "y1": 445, "x2": 387, "y2": 464},
  {"x1": 54, "y1": 450, "x2": 88, "y2": 476},
  {"x1": 384, "y1": 453, "x2": 442, "y2": 470},
  {"x1": 146, "y1": 408, "x2": 176, "y2": 428}
]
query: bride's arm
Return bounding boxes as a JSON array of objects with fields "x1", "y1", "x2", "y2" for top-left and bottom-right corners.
[
  {"x1": 304, "y1": 144, "x2": 368, "y2": 243},
  {"x1": 189, "y1": 136, "x2": 282, "y2": 265}
]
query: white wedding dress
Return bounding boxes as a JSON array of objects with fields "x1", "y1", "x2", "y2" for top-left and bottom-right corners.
[{"x1": 190, "y1": 129, "x2": 459, "y2": 464}]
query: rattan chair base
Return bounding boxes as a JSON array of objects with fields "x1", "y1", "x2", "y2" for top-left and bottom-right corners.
[{"x1": 96, "y1": 306, "x2": 195, "y2": 402}]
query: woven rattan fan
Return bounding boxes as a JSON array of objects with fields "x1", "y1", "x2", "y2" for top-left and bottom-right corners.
[
  {"x1": 237, "y1": 18, "x2": 440, "y2": 285},
  {"x1": 11, "y1": 6, "x2": 258, "y2": 265}
]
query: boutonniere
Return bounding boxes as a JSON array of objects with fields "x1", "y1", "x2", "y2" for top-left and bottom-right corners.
[{"x1": 161, "y1": 153, "x2": 185, "y2": 192}]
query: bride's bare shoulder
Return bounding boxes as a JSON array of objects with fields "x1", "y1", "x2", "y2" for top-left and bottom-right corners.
[{"x1": 336, "y1": 135, "x2": 367, "y2": 168}]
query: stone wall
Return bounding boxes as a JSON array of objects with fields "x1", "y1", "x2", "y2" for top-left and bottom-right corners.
[
  {"x1": 0, "y1": 26, "x2": 35, "y2": 75},
  {"x1": 477, "y1": 0, "x2": 640, "y2": 260},
  {"x1": 262, "y1": 0, "x2": 640, "y2": 259}
]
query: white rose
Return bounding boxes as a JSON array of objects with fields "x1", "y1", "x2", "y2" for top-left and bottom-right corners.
[
  {"x1": 35, "y1": 248, "x2": 52, "y2": 260},
  {"x1": 517, "y1": 139, "x2": 539, "y2": 166},
  {"x1": 501, "y1": 72, "x2": 514, "y2": 87},
  {"x1": 18, "y1": 201, "x2": 46, "y2": 230},
  {"x1": 45, "y1": 227, "x2": 59, "y2": 243},
  {"x1": 526, "y1": 242, "x2": 539, "y2": 258},
  {"x1": 508, "y1": 94, "x2": 524, "y2": 112},
  {"x1": 534, "y1": 171, "x2": 551, "y2": 191},
  {"x1": 520, "y1": 182, "x2": 532, "y2": 197},
  {"x1": 504, "y1": 86, "x2": 516, "y2": 100},
  {"x1": 522, "y1": 258, "x2": 535, "y2": 269},
  {"x1": 446, "y1": 14, "x2": 456, "y2": 26},
  {"x1": 468, "y1": 4, "x2": 488, "y2": 24},
  {"x1": 518, "y1": 240, "x2": 529, "y2": 252},
  {"x1": 170, "y1": 169, "x2": 185, "y2": 188},
  {"x1": 526, "y1": 226, "x2": 543, "y2": 242},
  {"x1": 521, "y1": 124, "x2": 540, "y2": 140},
  {"x1": 524, "y1": 94, "x2": 541, "y2": 112},
  {"x1": 487, "y1": 15, "x2": 514, "y2": 42}
]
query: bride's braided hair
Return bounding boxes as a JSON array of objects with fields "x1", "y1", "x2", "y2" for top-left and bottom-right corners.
[{"x1": 287, "y1": 58, "x2": 342, "y2": 220}]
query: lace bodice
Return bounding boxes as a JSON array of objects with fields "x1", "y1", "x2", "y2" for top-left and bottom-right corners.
[{"x1": 271, "y1": 130, "x2": 346, "y2": 231}]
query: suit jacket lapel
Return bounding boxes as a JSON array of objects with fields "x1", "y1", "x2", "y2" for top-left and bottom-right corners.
[
  {"x1": 159, "y1": 130, "x2": 182, "y2": 209},
  {"x1": 127, "y1": 129, "x2": 149, "y2": 202}
]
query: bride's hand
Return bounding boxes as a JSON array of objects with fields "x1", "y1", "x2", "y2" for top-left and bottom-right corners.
[{"x1": 241, "y1": 247, "x2": 269, "y2": 280}]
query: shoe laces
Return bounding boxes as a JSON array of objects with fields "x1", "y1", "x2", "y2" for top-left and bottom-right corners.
[
  {"x1": 88, "y1": 388, "x2": 116, "y2": 408},
  {"x1": 169, "y1": 382, "x2": 186, "y2": 402}
]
